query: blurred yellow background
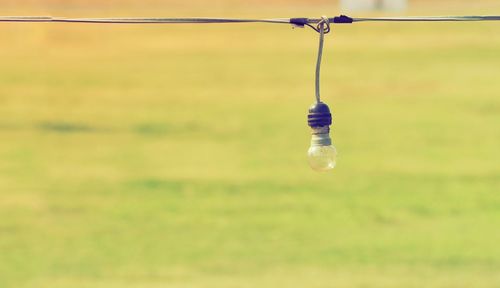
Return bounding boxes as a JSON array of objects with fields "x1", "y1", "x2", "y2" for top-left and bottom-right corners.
[{"x1": 0, "y1": 1, "x2": 499, "y2": 287}]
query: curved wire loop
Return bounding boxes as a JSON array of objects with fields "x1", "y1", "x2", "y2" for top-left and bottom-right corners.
[{"x1": 306, "y1": 16, "x2": 331, "y2": 34}]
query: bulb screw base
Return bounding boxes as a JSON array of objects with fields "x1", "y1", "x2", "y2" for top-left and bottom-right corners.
[{"x1": 311, "y1": 132, "x2": 332, "y2": 146}]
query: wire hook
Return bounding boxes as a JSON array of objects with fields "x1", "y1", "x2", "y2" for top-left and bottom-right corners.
[
  {"x1": 304, "y1": 16, "x2": 331, "y2": 34},
  {"x1": 317, "y1": 16, "x2": 331, "y2": 34}
]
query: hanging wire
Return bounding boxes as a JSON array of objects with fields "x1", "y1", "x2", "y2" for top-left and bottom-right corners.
[
  {"x1": 1, "y1": 15, "x2": 500, "y2": 25},
  {"x1": 315, "y1": 16, "x2": 330, "y2": 103},
  {"x1": 351, "y1": 15, "x2": 500, "y2": 22}
]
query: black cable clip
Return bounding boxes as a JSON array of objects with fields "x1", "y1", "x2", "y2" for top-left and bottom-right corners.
[
  {"x1": 332, "y1": 15, "x2": 354, "y2": 24},
  {"x1": 290, "y1": 17, "x2": 309, "y2": 29}
]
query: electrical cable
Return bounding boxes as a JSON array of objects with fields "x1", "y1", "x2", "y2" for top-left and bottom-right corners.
[
  {"x1": 315, "y1": 17, "x2": 329, "y2": 103},
  {"x1": 1, "y1": 15, "x2": 500, "y2": 28},
  {"x1": 351, "y1": 15, "x2": 500, "y2": 22}
]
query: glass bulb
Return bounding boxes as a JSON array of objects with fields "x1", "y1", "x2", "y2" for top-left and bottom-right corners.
[{"x1": 308, "y1": 128, "x2": 337, "y2": 172}]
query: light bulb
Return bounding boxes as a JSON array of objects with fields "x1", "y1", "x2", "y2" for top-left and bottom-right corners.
[
  {"x1": 308, "y1": 127, "x2": 337, "y2": 171},
  {"x1": 307, "y1": 102, "x2": 337, "y2": 172}
]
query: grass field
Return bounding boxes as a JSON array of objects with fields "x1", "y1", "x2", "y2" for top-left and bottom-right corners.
[{"x1": 0, "y1": 1, "x2": 500, "y2": 287}]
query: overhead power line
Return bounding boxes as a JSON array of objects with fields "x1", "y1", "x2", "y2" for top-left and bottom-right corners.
[
  {"x1": 352, "y1": 15, "x2": 500, "y2": 22},
  {"x1": 1, "y1": 15, "x2": 500, "y2": 27},
  {"x1": 1, "y1": 15, "x2": 499, "y2": 34}
]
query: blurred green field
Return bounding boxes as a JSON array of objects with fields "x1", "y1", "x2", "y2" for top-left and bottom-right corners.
[{"x1": 0, "y1": 1, "x2": 500, "y2": 287}]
